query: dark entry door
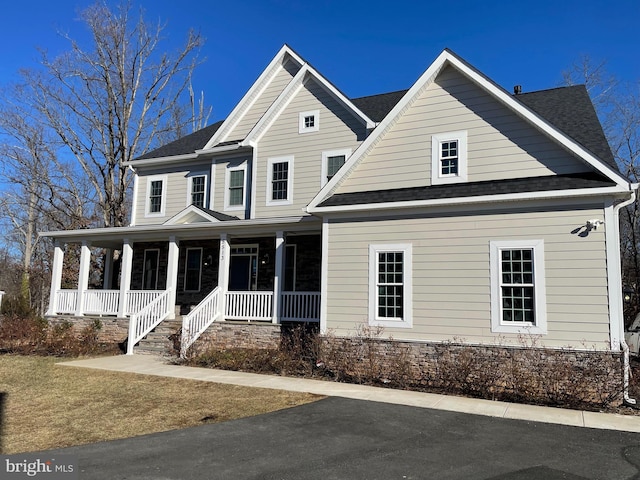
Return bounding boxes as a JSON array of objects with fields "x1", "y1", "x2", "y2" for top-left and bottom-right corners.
[{"x1": 229, "y1": 255, "x2": 251, "y2": 291}]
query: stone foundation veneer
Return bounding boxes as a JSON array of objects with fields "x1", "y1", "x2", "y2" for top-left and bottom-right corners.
[
  {"x1": 195, "y1": 322, "x2": 282, "y2": 350},
  {"x1": 48, "y1": 316, "x2": 129, "y2": 344}
]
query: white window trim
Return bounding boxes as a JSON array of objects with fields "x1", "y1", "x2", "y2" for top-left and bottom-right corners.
[
  {"x1": 144, "y1": 175, "x2": 168, "y2": 218},
  {"x1": 224, "y1": 164, "x2": 247, "y2": 211},
  {"x1": 186, "y1": 173, "x2": 208, "y2": 208},
  {"x1": 490, "y1": 239, "x2": 547, "y2": 334},
  {"x1": 184, "y1": 247, "x2": 203, "y2": 292},
  {"x1": 299, "y1": 110, "x2": 320, "y2": 133},
  {"x1": 431, "y1": 131, "x2": 468, "y2": 185},
  {"x1": 266, "y1": 156, "x2": 294, "y2": 206},
  {"x1": 321, "y1": 148, "x2": 351, "y2": 187},
  {"x1": 368, "y1": 243, "x2": 413, "y2": 329}
]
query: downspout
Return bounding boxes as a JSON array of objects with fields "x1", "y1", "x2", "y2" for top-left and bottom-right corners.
[{"x1": 614, "y1": 186, "x2": 638, "y2": 406}]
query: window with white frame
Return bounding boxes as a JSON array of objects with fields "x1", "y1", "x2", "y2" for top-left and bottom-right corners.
[
  {"x1": 369, "y1": 244, "x2": 413, "y2": 328},
  {"x1": 299, "y1": 110, "x2": 320, "y2": 133},
  {"x1": 267, "y1": 156, "x2": 293, "y2": 205},
  {"x1": 145, "y1": 175, "x2": 167, "y2": 217},
  {"x1": 490, "y1": 240, "x2": 547, "y2": 334},
  {"x1": 189, "y1": 175, "x2": 207, "y2": 208},
  {"x1": 431, "y1": 131, "x2": 468, "y2": 185},
  {"x1": 321, "y1": 149, "x2": 350, "y2": 186},
  {"x1": 225, "y1": 165, "x2": 246, "y2": 210},
  {"x1": 184, "y1": 248, "x2": 203, "y2": 292}
]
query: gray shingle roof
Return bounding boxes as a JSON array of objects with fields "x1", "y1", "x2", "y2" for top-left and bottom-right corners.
[
  {"x1": 318, "y1": 172, "x2": 615, "y2": 208},
  {"x1": 515, "y1": 86, "x2": 617, "y2": 172},
  {"x1": 136, "y1": 121, "x2": 224, "y2": 160}
]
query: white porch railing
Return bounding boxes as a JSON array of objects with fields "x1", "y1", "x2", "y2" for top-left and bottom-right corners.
[
  {"x1": 181, "y1": 287, "x2": 221, "y2": 357},
  {"x1": 56, "y1": 290, "x2": 79, "y2": 314},
  {"x1": 225, "y1": 291, "x2": 273, "y2": 321},
  {"x1": 52, "y1": 289, "x2": 165, "y2": 316},
  {"x1": 281, "y1": 292, "x2": 321, "y2": 321},
  {"x1": 83, "y1": 290, "x2": 120, "y2": 315},
  {"x1": 126, "y1": 290, "x2": 165, "y2": 315},
  {"x1": 127, "y1": 289, "x2": 171, "y2": 355}
]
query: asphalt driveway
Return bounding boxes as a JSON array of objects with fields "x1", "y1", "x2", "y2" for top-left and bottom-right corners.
[{"x1": 45, "y1": 397, "x2": 640, "y2": 480}]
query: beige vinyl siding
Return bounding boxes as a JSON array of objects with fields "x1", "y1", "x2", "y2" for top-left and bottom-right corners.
[
  {"x1": 255, "y1": 78, "x2": 367, "y2": 217},
  {"x1": 325, "y1": 204, "x2": 611, "y2": 349},
  {"x1": 212, "y1": 155, "x2": 250, "y2": 219},
  {"x1": 224, "y1": 60, "x2": 301, "y2": 142},
  {"x1": 338, "y1": 66, "x2": 590, "y2": 195},
  {"x1": 135, "y1": 163, "x2": 209, "y2": 226}
]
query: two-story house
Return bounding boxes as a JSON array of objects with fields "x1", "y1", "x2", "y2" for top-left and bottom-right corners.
[{"x1": 42, "y1": 46, "x2": 636, "y2": 399}]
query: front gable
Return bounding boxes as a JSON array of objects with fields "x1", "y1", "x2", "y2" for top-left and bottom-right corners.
[{"x1": 308, "y1": 50, "x2": 629, "y2": 212}]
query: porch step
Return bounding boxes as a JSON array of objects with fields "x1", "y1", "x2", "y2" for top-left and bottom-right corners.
[{"x1": 133, "y1": 318, "x2": 183, "y2": 357}]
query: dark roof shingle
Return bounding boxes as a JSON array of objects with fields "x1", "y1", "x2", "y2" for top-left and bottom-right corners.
[{"x1": 319, "y1": 172, "x2": 615, "y2": 208}]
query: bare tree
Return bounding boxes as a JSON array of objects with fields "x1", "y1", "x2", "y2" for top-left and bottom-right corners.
[
  {"x1": 21, "y1": 1, "x2": 205, "y2": 228},
  {"x1": 563, "y1": 57, "x2": 640, "y2": 324}
]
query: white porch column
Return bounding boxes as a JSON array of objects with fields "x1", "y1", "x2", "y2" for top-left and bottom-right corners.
[
  {"x1": 46, "y1": 241, "x2": 64, "y2": 316},
  {"x1": 218, "y1": 234, "x2": 229, "y2": 321},
  {"x1": 166, "y1": 236, "x2": 179, "y2": 320},
  {"x1": 118, "y1": 239, "x2": 133, "y2": 317},
  {"x1": 103, "y1": 248, "x2": 114, "y2": 289},
  {"x1": 75, "y1": 241, "x2": 91, "y2": 316},
  {"x1": 272, "y1": 231, "x2": 285, "y2": 324}
]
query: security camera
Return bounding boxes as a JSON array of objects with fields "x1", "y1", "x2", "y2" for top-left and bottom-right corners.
[{"x1": 586, "y1": 219, "x2": 604, "y2": 230}]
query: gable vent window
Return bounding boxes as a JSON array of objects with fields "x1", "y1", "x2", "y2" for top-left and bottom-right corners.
[
  {"x1": 431, "y1": 131, "x2": 467, "y2": 185},
  {"x1": 299, "y1": 110, "x2": 320, "y2": 133}
]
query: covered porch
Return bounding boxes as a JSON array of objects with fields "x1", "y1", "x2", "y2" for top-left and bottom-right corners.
[{"x1": 43, "y1": 216, "x2": 322, "y2": 356}]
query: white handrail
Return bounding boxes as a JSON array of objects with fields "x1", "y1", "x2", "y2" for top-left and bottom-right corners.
[
  {"x1": 55, "y1": 290, "x2": 79, "y2": 314},
  {"x1": 181, "y1": 287, "x2": 221, "y2": 357},
  {"x1": 126, "y1": 289, "x2": 171, "y2": 355},
  {"x1": 83, "y1": 290, "x2": 120, "y2": 315}
]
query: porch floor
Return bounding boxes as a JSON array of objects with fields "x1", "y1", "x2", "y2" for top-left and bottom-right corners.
[{"x1": 58, "y1": 355, "x2": 640, "y2": 434}]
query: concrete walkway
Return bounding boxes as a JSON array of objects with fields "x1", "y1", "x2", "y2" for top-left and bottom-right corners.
[{"x1": 59, "y1": 354, "x2": 640, "y2": 433}]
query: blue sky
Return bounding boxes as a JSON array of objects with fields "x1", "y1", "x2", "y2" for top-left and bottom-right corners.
[{"x1": 0, "y1": 0, "x2": 638, "y2": 122}]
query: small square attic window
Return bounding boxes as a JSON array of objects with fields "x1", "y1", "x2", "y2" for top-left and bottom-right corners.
[{"x1": 299, "y1": 110, "x2": 319, "y2": 133}]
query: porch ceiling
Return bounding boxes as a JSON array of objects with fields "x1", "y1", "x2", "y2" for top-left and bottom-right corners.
[{"x1": 40, "y1": 215, "x2": 322, "y2": 247}]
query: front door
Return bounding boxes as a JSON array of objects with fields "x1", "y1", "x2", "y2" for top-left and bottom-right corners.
[{"x1": 228, "y1": 245, "x2": 258, "y2": 291}]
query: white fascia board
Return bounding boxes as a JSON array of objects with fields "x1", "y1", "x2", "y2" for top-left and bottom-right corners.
[
  {"x1": 307, "y1": 48, "x2": 629, "y2": 210},
  {"x1": 307, "y1": 51, "x2": 448, "y2": 210},
  {"x1": 442, "y1": 52, "x2": 629, "y2": 187},
  {"x1": 126, "y1": 144, "x2": 248, "y2": 168},
  {"x1": 205, "y1": 45, "x2": 305, "y2": 148},
  {"x1": 124, "y1": 153, "x2": 199, "y2": 168},
  {"x1": 241, "y1": 67, "x2": 309, "y2": 146},
  {"x1": 164, "y1": 205, "x2": 219, "y2": 225},
  {"x1": 308, "y1": 185, "x2": 632, "y2": 215},
  {"x1": 39, "y1": 215, "x2": 320, "y2": 241},
  {"x1": 242, "y1": 64, "x2": 375, "y2": 146}
]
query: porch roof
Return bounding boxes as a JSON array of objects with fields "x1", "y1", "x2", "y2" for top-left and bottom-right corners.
[{"x1": 39, "y1": 215, "x2": 321, "y2": 248}]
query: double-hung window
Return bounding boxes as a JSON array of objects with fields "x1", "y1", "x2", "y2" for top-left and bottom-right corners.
[
  {"x1": 225, "y1": 165, "x2": 246, "y2": 211},
  {"x1": 369, "y1": 244, "x2": 412, "y2": 328},
  {"x1": 267, "y1": 156, "x2": 293, "y2": 205},
  {"x1": 490, "y1": 240, "x2": 547, "y2": 334},
  {"x1": 190, "y1": 175, "x2": 206, "y2": 208},
  {"x1": 145, "y1": 175, "x2": 167, "y2": 217},
  {"x1": 321, "y1": 149, "x2": 351, "y2": 186},
  {"x1": 431, "y1": 131, "x2": 467, "y2": 185}
]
